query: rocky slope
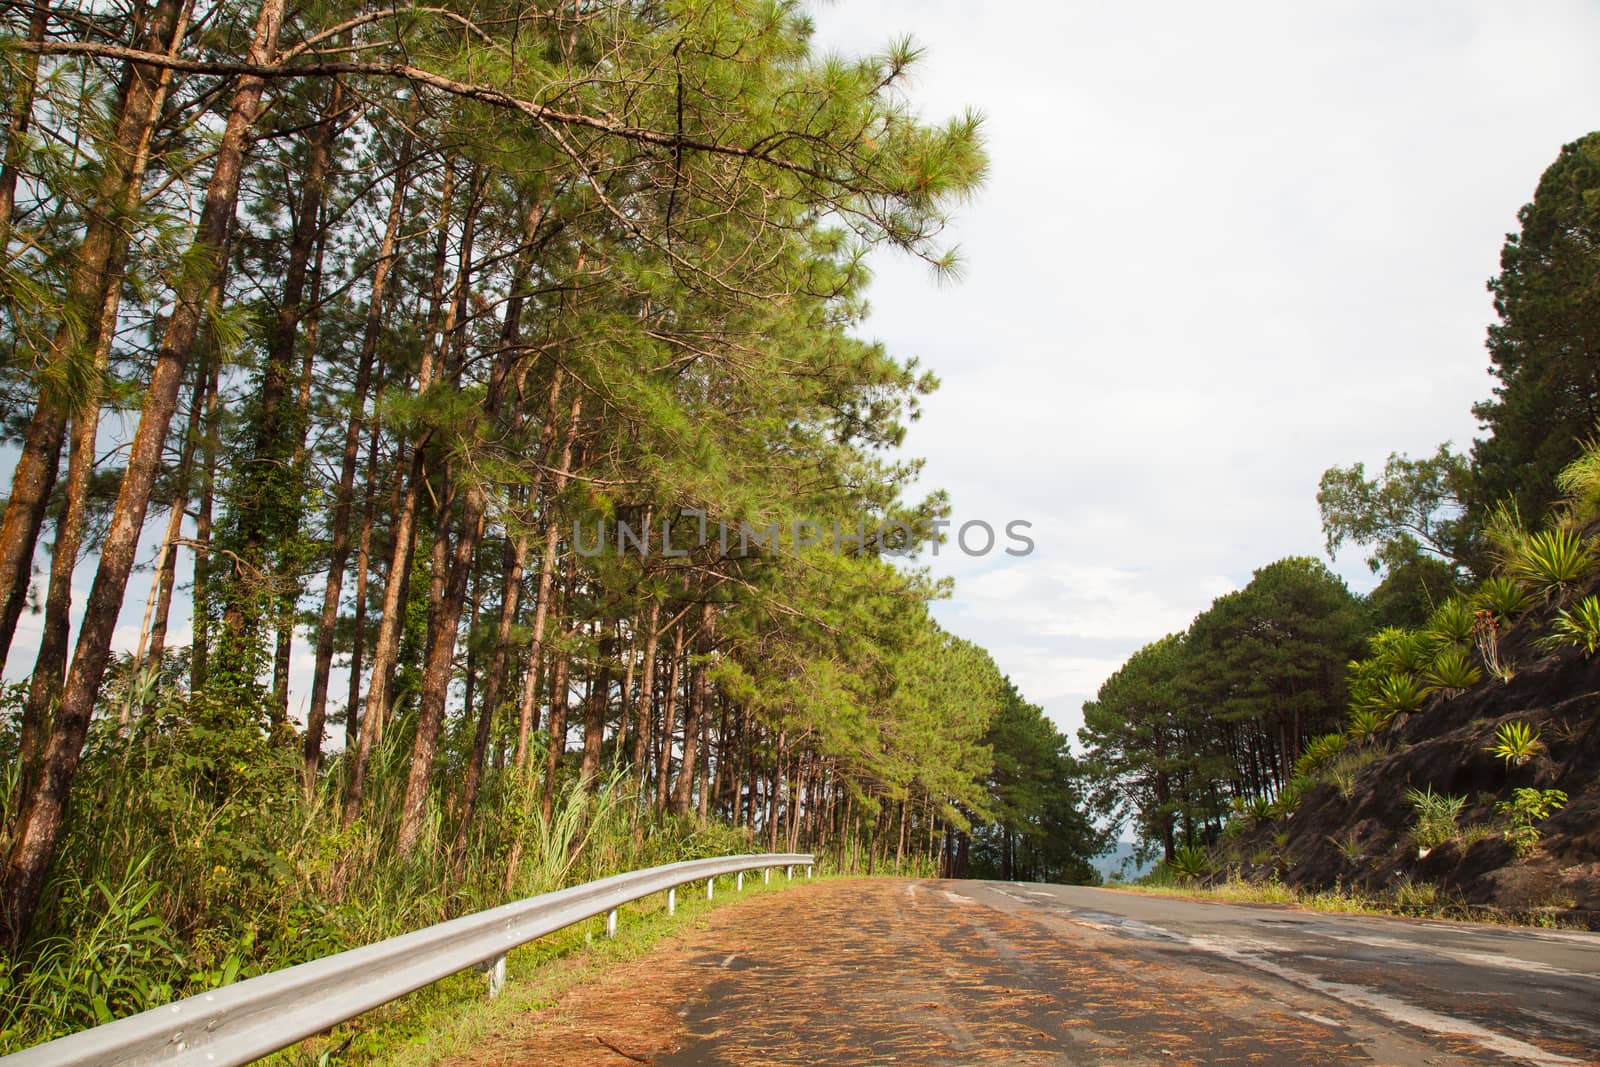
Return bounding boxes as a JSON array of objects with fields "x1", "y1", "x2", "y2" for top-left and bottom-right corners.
[{"x1": 1223, "y1": 577, "x2": 1600, "y2": 925}]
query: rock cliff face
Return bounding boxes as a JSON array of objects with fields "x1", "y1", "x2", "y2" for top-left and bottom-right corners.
[{"x1": 1224, "y1": 576, "x2": 1600, "y2": 925}]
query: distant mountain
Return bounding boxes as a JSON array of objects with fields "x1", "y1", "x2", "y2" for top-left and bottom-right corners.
[{"x1": 1093, "y1": 840, "x2": 1154, "y2": 883}]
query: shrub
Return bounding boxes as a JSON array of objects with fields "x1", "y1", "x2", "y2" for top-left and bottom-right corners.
[
  {"x1": 1293, "y1": 733, "x2": 1348, "y2": 778},
  {"x1": 1554, "y1": 432, "x2": 1600, "y2": 525},
  {"x1": 1370, "y1": 672, "x2": 1425, "y2": 716},
  {"x1": 1346, "y1": 706, "x2": 1393, "y2": 746},
  {"x1": 1324, "y1": 747, "x2": 1382, "y2": 800},
  {"x1": 1271, "y1": 774, "x2": 1316, "y2": 816},
  {"x1": 1497, "y1": 788, "x2": 1567, "y2": 859},
  {"x1": 1508, "y1": 529, "x2": 1596, "y2": 599},
  {"x1": 1366, "y1": 628, "x2": 1436, "y2": 675},
  {"x1": 1424, "y1": 598, "x2": 1474, "y2": 645},
  {"x1": 1486, "y1": 720, "x2": 1545, "y2": 768},
  {"x1": 1482, "y1": 499, "x2": 1531, "y2": 570},
  {"x1": 1471, "y1": 576, "x2": 1534, "y2": 622},
  {"x1": 1403, "y1": 786, "x2": 1465, "y2": 851},
  {"x1": 1422, "y1": 647, "x2": 1481, "y2": 698},
  {"x1": 1550, "y1": 595, "x2": 1600, "y2": 656},
  {"x1": 1170, "y1": 844, "x2": 1209, "y2": 882}
]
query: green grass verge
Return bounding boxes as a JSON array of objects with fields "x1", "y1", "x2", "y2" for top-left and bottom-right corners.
[
  {"x1": 270, "y1": 868, "x2": 824, "y2": 1065},
  {"x1": 1110, "y1": 874, "x2": 1586, "y2": 929}
]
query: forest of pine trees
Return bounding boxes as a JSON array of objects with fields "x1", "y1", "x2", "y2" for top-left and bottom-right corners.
[{"x1": 0, "y1": 0, "x2": 1101, "y2": 1044}]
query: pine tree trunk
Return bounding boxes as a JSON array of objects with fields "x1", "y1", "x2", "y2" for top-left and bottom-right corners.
[
  {"x1": 341, "y1": 160, "x2": 459, "y2": 825},
  {"x1": 539, "y1": 626, "x2": 572, "y2": 822},
  {"x1": 0, "y1": 0, "x2": 188, "y2": 675},
  {"x1": 512, "y1": 387, "x2": 581, "y2": 768},
  {"x1": 670, "y1": 602, "x2": 713, "y2": 816},
  {"x1": 0, "y1": 0, "x2": 284, "y2": 950},
  {"x1": 303, "y1": 152, "x2": 410, "y2": 784},
  {"x1": 654, "y1": 624, "x2": 683, "y2": 813}
]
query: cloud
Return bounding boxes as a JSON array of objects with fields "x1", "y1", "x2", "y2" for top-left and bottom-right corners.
[{"x1": 810, "y1": 0, "x2": 1600, "y2": 741}]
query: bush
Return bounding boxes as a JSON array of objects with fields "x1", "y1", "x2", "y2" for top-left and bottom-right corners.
[
  {"x1": 1403, "y1": 786, "x2": 1465, "y2": 851},
  {"x1": 1508, "y1": 529, "x2": 1596, "y2": 598},
  {"x1": 1471, "y1": 576, "x2": 1534, "y2": 622},
  {"x1": 1550, "y1": 595, "x2": 1600, "y2": 655},
  {"x1": 1271, "y1": 774, "x2": 1316, "y2": 817},
  {"x1": 1422, "y1": 647, "x2": 1481, "y2": 698},
  {"x1": 1169, "y1": 844, "x2": 1210, "y2": 882},
  {"x1": 1486, "y1": 720, "x2": 1545, "y2": 768},
  {"x1": 1497, "y1": 788, "x2": 1567, "y2": 859},
  {"x1": 1370, "y1": 672, "x2": 1425, "y2": 717},
  {"x1": 1293, "y1": 733, "x2": 1348, "y2": 778},
  {"x1": 1424, "y1": 598, "x2": 1474, "y2": 645},
  {"x1": 1345, "y1": 707, "x2": 1393, "y2": 747}
]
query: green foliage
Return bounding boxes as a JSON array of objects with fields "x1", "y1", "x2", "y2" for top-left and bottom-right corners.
[
  {"x1": 1169, "y1": 844, "x2": 1209, "y2": 882},
  {"x1": 1324, "y1": 747, "x2": 1382, "y2": 800},
  {"x1": 1554, "y1": 429, "x2": 1600, "y2": 525},
  {"x1": 1421, "y1": 647, "x2": 1481, "y2": 698},
  {"x1": 1549, "y1": 595, "x2": 1600, "y2": 655},
  {"x1": 1345, "y1": 707, "x2": 1394, "y2": 747},
  {"x1": 964, "y1": 683, "x2": 1103, "y2": 884},
  {"x1": 1471, "y1": 577, "x2": 1534, "y2": 621},
  {"x1": 1404, "y1": 787, "x2": 1466, "y2": 851},
  {"x1": 1423, "y1": 598, "x2": 1475, "y2": 645},
  {"x1": 1317, "y1": 444, "x2": 1469, "y2": 573},
  {"x1": 1497, "y1": 788, "x2": 1568, "y2": 859},
  {"x1": 1271, "y1": 775, "x2": 1316, "y2": 817},
  {"x1": 1365, "y1": 544, "x2": 1463, "y2": 630},
  {"x1": 1368, "y1": 673, "x2": 1426, "y2": 717},
  {"x1": 1507, "y1": 529, "x2": 1596, "y2": 597},
  {"x1": 1469, "y1": 133, "x2": 1600, "y2": 526},
  {"x1": 1293, "y1": 733, "x2": 1348, "y2": 778},
  {"x1": 1486, "y1": 721, "x2": 1545, "y2": 768}
]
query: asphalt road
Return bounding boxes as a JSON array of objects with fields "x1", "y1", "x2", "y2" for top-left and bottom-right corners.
[{"x1": 461, "y1": 878, "x2": 1600, "y2": 1066}]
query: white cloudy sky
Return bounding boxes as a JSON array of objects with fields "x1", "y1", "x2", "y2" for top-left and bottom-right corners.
[
  {"x1": 9, "y1": 2, "x2": 1600, "y2": 752},
  {"x1": 807, "y1": 0, "x2": 1600, "y2": 744}
]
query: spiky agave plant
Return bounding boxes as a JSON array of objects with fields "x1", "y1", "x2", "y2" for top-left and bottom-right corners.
[
  {"x1": 1346, "y1": 706, "x2": 1393, "y2": 747},
  {"x1": 1550, "y1": 595, "x2": 1600, "y2": 656},
  {"x1": 1422, "y1": 647, "x2": 1481, "y2": 698},
  {"x1": 1372, "y1": 672, "x2": 1426, "y2": 717},
  {"x1": 1486, "y1": 720, "x2": 1545, "y2": 768},
  {"x1": 1169, "y1": 844, "x2": 1210, "y2": 882},
  {"x1": 1293, "y1": 733, "x2": 1348, "y2": 778},
  {"x1": 1424, "y1": 598, "x2": 1475, "y2": 646},
  {"x1": 1508, "y1": 529, "x2": 1596, "y2": 601},
  {"x1": 1471, "y1": 576, "x2": 1534, "y2": 622}
]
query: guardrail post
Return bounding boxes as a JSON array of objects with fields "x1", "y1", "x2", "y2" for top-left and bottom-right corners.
[
  {"x1": 667, "y1": 886, "x2": 676, "y2": 915},
  {"x1": 785, "y1": 865, "x2": 793, "y2": 880},
  {"x1": 706, "y1": 876, "x2": 715, "y2": 900},
  {"x1": 763, "y1": 867, "x2": 770, "y2": 884},
  {"x1": 806, "y1": 864, "x2": 813, "y2": 879},
  {"x1": 736, "y1": 871, "x2": 744, "y2": 892},
  {"x1": 606, "y1": 908, "x2": 618, "y2": 939},
  {"x1": 484, "y1": 953, "x2": 507, "y2": 998}
]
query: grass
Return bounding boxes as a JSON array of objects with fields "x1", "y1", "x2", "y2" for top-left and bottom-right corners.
[
  {"x1": 1116, "y1": 870, "x2": 1587, "y2": 930},
  {"x1": 274, "y1": 866, "x2": 825, "y2": 1065}
]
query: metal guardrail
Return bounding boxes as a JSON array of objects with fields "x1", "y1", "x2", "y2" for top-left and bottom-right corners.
[{"x1": 2, "y1": 852, "x2": 814, "y2": 1067}]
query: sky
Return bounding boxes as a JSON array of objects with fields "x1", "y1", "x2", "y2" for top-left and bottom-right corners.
[
  {"x1": 8, "y1": 2, "x2": 1600, "y2": 753},
  {"x1": 804, "y1": 0, "x2": 1600, "y2": 745}
]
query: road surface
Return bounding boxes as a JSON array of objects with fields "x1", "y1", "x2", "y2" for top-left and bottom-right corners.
[{"x1": 457, "y1": 877, "x2": 1600, "y2": 1066}]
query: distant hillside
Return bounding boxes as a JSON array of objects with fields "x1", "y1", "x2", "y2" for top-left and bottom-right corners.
[{"x1": 1093, "y1": 840, "x2": 1155, "y2": 883}]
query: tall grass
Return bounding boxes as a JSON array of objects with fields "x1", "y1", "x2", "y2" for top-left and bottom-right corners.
[{"x1": 0, "y1": 700, "x2": 753, "y2": 1053}]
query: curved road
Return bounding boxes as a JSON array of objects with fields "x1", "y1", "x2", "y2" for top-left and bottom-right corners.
[{"x1": 461, "y1": 878, "x2": 1600, "y2": 1065}]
